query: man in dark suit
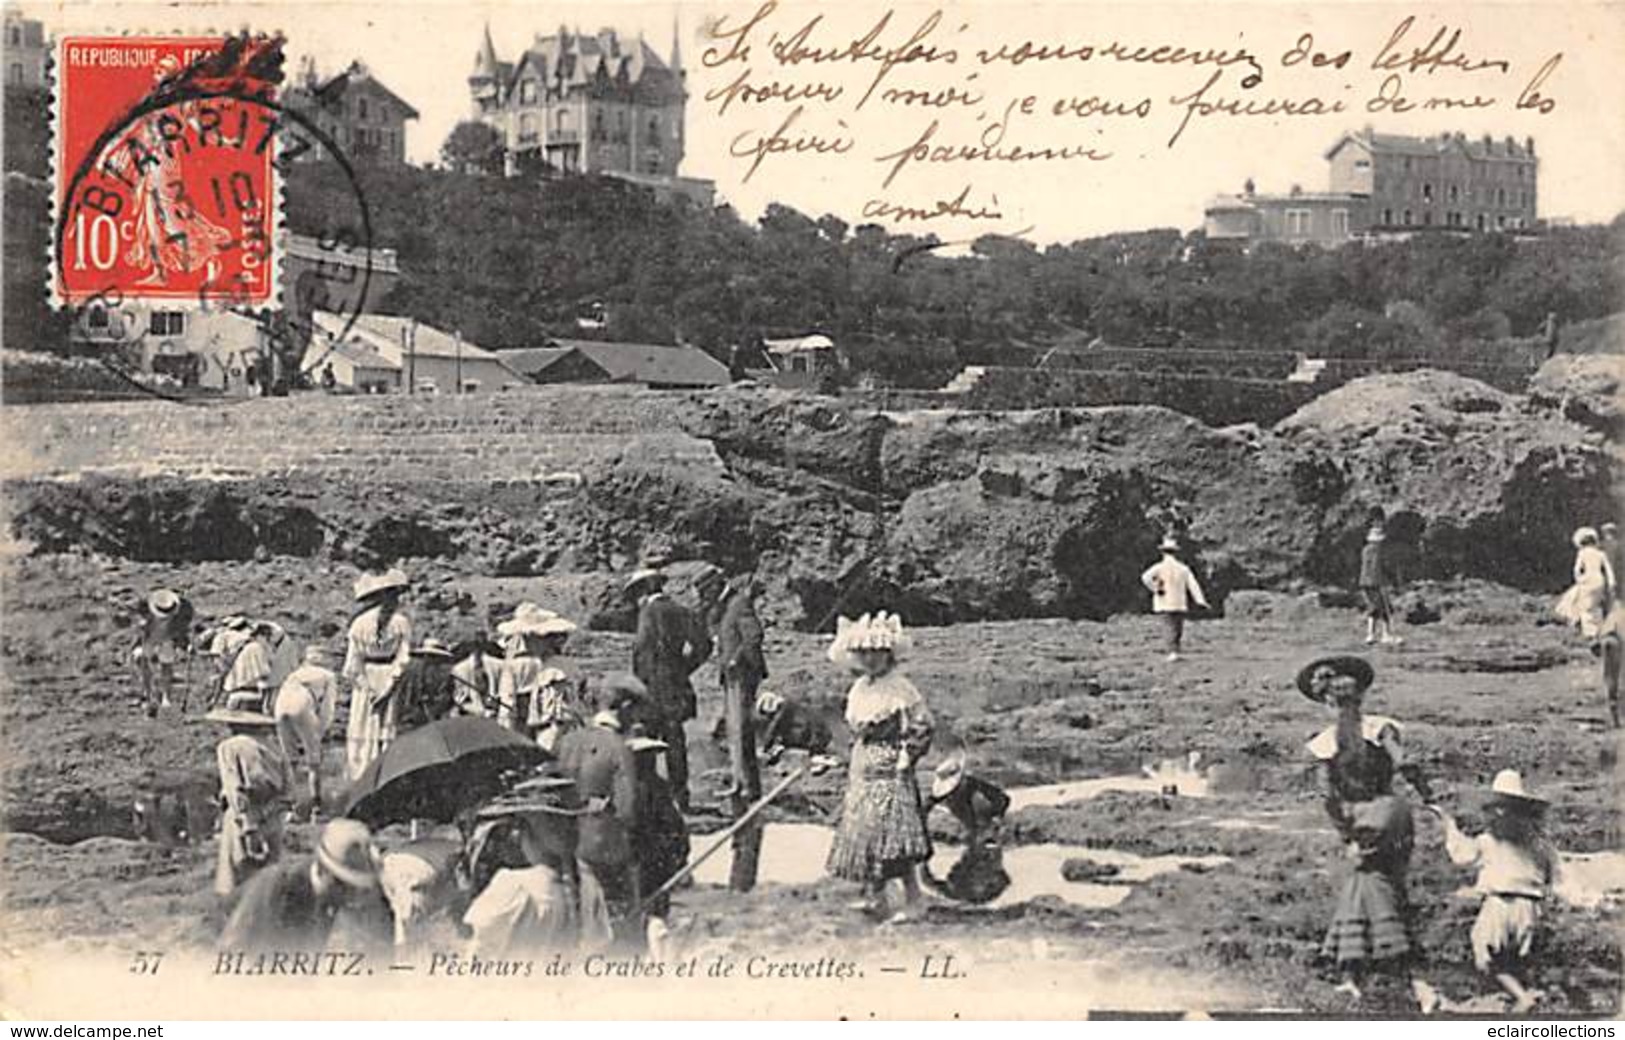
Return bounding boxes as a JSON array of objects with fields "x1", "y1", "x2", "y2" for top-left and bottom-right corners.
[
  {"x1": 716, "y1": 573, "x2": 768, "y2": 891},
  {"x1": 627, "y1": 569, "x2": 712, "y2": 812},
  {"x1": 555, "y1": 675, "x2": 644, "y2": 952}
]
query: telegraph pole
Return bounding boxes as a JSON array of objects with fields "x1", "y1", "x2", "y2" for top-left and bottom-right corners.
[
  {"x1": 406, "y1": 318, "x2": 417, "y2": 394},
  {"x1": 455, "y1": 329, "x2": 463, "y2": 393}
]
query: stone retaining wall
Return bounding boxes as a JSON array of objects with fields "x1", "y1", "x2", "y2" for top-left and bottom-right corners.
[{"x1": 0, "y1": 387, "x2": 724, "y2": 482}]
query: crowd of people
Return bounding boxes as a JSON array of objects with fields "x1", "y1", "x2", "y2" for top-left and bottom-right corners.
[{"x1": 122, "y1": 508, "x2": 1620, "y2": 1012}]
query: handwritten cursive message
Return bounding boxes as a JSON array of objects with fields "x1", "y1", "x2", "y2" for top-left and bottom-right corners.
[{"x1": 696, "y1": 3, "x2": 1568, "y2": 235}]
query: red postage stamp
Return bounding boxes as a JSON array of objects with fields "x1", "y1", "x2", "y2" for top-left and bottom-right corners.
[{"x1": 53, "y1": 36, "x2": 280, "y2": 309}]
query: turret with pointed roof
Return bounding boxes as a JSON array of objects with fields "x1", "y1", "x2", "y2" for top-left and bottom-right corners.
[{"x1": 468, "y1": 22, "x2": 687, "y2": 180}]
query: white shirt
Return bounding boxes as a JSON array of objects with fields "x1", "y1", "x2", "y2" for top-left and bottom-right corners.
[
  {"x1": 1444, "y1": 822, "x2": 1556, "y2": 898},
  {"x1": 274, "y1": 663, "x2": 339, "y2": 730},
  {"x1": 1141, "y1": 556, "x2": 1209, "y2": 614}
]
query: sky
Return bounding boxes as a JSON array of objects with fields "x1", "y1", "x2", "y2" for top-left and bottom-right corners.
[{"x1": 22, "y1": 0, "x2": 1625, "y2": 245}]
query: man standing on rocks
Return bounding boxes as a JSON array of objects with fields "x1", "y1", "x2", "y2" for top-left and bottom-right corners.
[
  {"x1": 628, "y1": 568, "x2": 712, "y2": 812},
  {"x1": 716, "y1": 573, "x2": 768, "y2": 891},
  {"x1": 1361, "y1": 516, "x2": 1403, "y2": 647},
  {"x1": 1141, "y1": 535, "x2": 1209, "y2": 662}
]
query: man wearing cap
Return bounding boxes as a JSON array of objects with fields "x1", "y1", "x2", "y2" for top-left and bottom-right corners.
[
  {"x1": 715, "y1": 573, "x2": 768, "y2": 890},
  {"x1": 218, "y1": 819, "x2": 390, "y2": 952},
  {"x1": 556, "y1": 677, "x2": 644, "y2": 952},
  {"x1": 134, "y1": 588, "x2": 193, "y2": 718},
  {"x1": 209, "y1": 702, "x2": 292, "y2": 897},
  {"x1": 273, "y1": 647, "x2": 340, "y2": 820},
  {"x1": 1141, "y1": 534, "x2": 1209, "y2": 662},
  {"x1": 627, "y1": 569, "x2": 712, "y2": 812}
]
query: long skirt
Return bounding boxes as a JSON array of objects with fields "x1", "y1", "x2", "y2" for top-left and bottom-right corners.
[
  {"x1": 1322, "y1": 797, "x2": 1416, "y2": 966},
  {"x1": 827, "y1": 741, "x2": 931, "y2": 882},
  {"x1": 345, "y1": 663, "x2": 397, "y2": 781},
  {"x1": 1471, "y1": 894, "x2": 1541, "y2": 972}
]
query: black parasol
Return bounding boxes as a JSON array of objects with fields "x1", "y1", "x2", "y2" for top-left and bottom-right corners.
[{"x1": 343, "y1": 717, "x2": 547, "y2": 828}]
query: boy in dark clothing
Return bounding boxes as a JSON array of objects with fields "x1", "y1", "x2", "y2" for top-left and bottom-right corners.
[
  {"x1": 1361, "y1": 524, "x2": 1402, "y2": 647},
  {"x1": 135, "y1": 588, "x2": 194, "y2": 717}
]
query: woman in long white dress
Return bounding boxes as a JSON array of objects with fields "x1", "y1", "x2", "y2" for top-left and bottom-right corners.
[
  {"x1": 343, "y1": 569, "x2": 412, "y2": 781},
  {"x1": 1557, "y1": 527, "x2": 1615, "y2": 640}
]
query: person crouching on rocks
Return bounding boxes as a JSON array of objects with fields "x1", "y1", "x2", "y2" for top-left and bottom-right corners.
[
  {"x1": 1432, "y1": 770, "x2": 1561, "y2": 1015},
  {"x1": 219, "y1": 819, "x2": 389, "y2": 952},
  {"x1": 825, "y1": 612, "x2": 934, "y2": 925},
  {"x1": 134, "y1": 587, "x2": 193, "y2": 718},
  {"x1": 1142, "y1": 534, "x2": 1209, "y2": 662},
  {"x1": 272, "y1": 645, "x2": 339, "y2": 821},
  {"x1": 922, "y1": 753, "x2": 1013, "y2": 905},
  {"x1": 208, "y1": 698, "x2": 291, "y2": 899},
  {"x1": 1298, "y1": 655, "x2": 1439, "y2": 1013}
]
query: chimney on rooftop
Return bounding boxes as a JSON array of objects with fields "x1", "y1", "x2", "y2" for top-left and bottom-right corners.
[
  {"x1": 1525, "y1": 135, "x2": 1535, "y2": 156},
  {"x1": 1243, "y1": 177, "x2": 1256, "y2": 196},
  {"x1": 1289, "y1": 183, "x2": 1302, "y2": 197}
]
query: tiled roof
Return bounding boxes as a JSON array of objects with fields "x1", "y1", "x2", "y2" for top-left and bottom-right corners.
[
  {"x1": 346, "y1": 315, "x2": 502, "y2": 361},
  {"x1": 1329, "y1": 129, "x2": 1535, "y2": 162},
  {"x1": 496, "y1": 347, "x2": 572, "y2": 376},
  {"x1": 535, "y1": 339, "x2": 730, "y2": 387}
]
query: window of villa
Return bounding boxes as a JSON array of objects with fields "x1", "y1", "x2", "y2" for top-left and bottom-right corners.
[{"x1": 149, "y1": 311, "x2": 185, "y2": 336}]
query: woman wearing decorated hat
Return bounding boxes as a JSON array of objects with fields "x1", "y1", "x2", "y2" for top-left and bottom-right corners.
[
  {"x1": 825, "y1": 611, "x2": 935, "y2": 925},
  {"x1": 495, "y1": 602, "x2": 581, "y2": 749},
  {"x1": 462, "y1": 771, "x2": 586, "y2": 958},
  {"x1": 1556, "y1": 526, "x2": 1615, "y2": 641},
  {"x1": 1297, "y1": 654, "x2": 1439, "y2": 1012},
  {"x1": 1435, "y1": 770, "x2": 1560, "y2": 1014},
  {"x1": 342, "y1": 568, "x2": 412, "y2": 781}
]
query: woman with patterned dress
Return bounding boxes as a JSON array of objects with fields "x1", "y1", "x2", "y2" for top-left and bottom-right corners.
[
  {"x1": 343, "y1": 570, "x2": 412, "y2": 781},
  {"x1": 825, "y1": 612, "x2": 934, "y2": 925},
  {"x1": 1298, "y1": 655, "x2": 1438, "y2": 1012}
]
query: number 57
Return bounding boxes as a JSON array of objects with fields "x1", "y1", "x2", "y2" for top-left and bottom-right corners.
[{"x1": 129, "y1": 950, "x2": 164, "y2": 975}]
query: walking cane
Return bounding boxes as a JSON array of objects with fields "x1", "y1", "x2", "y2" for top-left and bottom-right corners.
[{"x1": 633, "y1": 764, "x2": 808, "y2": 917}]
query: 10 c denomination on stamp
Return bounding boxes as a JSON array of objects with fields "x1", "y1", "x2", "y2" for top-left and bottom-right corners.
[{"x1": 54, "y1": 36, "x2": 280, "y2": 310}]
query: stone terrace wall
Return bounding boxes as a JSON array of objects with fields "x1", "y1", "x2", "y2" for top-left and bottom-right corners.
[
  {"x1": 953, "y1": 368, "x2": 1322, "y2": 426},
  {"x1": 0, "y1": 387, "x2": 724, "y2": 482}
]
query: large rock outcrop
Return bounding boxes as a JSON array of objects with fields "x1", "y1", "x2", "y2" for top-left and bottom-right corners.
[{"x1": 4, "y1": 370, "x2": 1613, "y2": 628}]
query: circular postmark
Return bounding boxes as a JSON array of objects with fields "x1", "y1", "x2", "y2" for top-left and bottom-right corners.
[{"x1": 54, "y1": 35, "x2": 374, "y2": 404}]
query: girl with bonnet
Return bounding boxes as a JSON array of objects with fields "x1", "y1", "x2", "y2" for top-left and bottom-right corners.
[
  {"x1": 825, "y1": 612, "x2": 934, "y2": 924},
  {"x1": 1298, "y1": 655, "x2": 1439, "y2": 1012}
]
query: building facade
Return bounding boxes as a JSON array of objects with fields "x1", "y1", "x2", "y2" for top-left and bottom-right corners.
[
  {"x1": 1205, "y1": 128, "x2": 1539, "y2": 245},
  {"x1": 284, "y1": 60, "x2": 419, "y2": 165},
  {"x1": 468, "y1": 23, "x2": 712, "y2": 203},
  {"x1": 307, "y1": 312, "x2": 529, "y2": 394},
  {"x1": 4, "y1": 13, "x2": 47, "y2": 88}
]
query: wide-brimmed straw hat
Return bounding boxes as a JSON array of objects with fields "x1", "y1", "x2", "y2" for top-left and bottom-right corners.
[
  {"x1": 622, "y1": 568, "x2": 666, "y2": 597},
  {"x1": 147, "y1": 588, "x2": 182, "y2": 616},
  {"x1": 1367, "y1": 525, "x2": 1387, "y2": 543},
  {"x1": 476, "y1": 774, "x2": 587, "y2": 818},
  {"x1": 315, "y1": 819, "x2": 382, "y2": 888},
  {"x1": 931, "y1": 755, "x2": 966, "y2": 800},
  {"x1": 1573, "y1": 526, "x2": 1600, "y2": 548},
  {"x1": 496, "y1": 602, "x2": 577, "y2": 639},
  {"x1": 1158, "y1": 535, "x2": 1181, "y2": 552},
  {"x1": 221, "y1": 615, "x2": 252, "y2": 630},
  {"x1": 353, "y1": 568, "x2": 409, "y2": 602},
  {"x1": 626, "y1": 736, "x2": 669, "y2": 754},
  {"x1": 1295, "y1": 655, "x2": 1375, "y2": 702},
  {"x1": 303, "y1": 645, "x2": 334, "y2": 665},
  {"x1": 755, "y1": 690, "x2": 785, "y2": 715},
  {"x1": 410, "y1": 638, "x2": 454, "y2": 658},
  {"x1": 204, "y1": 705, "x2": 277, "y2": 728},
  {"x1": 1489, "y1": 769, "x2": 1548, "y2": 810}
]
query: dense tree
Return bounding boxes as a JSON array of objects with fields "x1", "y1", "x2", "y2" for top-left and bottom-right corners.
[{"x1": 439, "y1": 121, "x2": 505, "y2": 176}]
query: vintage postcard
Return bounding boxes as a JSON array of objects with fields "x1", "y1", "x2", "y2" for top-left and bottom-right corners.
[{"x1": 1, "y1": 0, "x2": 1622, "y2": 1022}]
